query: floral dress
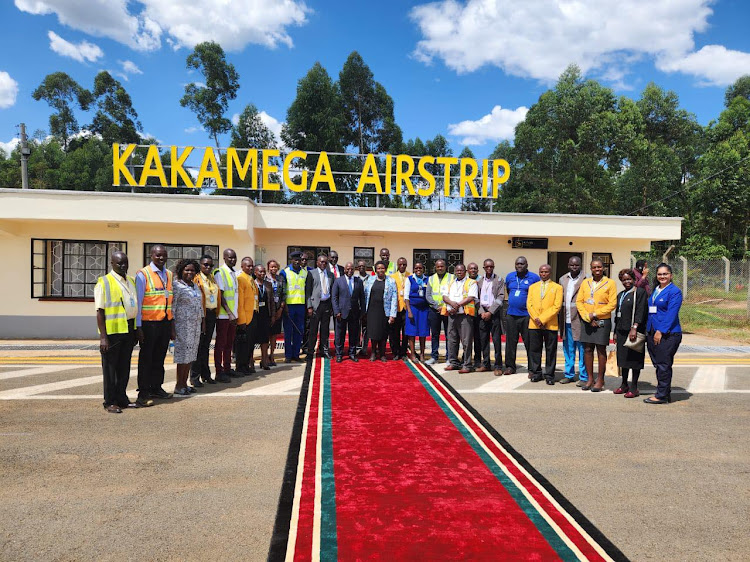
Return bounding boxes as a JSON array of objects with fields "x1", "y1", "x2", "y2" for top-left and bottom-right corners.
[{"x1": 173, "y1": 279, "x2": 203, "y2": 364}]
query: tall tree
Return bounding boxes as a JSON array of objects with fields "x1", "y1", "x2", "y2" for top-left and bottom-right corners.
[
  {"x1": 180, "y1": 42, "x2": 240, "y2": 151},
  {"x1": 425, "y1": 134, "x2": 453, "y2": 210},
  {"x1": 282, "y1": 62, "x2": 347, "y2": 205},
  {"x1": 724, "y1": 75, "x2": 750, "y2": 107},
  {"x1": 32, "y1": 72, "x2": 93, "y2": 151},
  {"x1": 458, "y1": 147, "x2": 490, "y2": 212},
  {"x1": 90, "y1": 71, "x2": 142, "y2": 146}
]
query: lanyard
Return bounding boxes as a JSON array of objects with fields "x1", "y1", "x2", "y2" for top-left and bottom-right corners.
[
  {"x1": 256, "y1": 281, "x2": 265, "y2": 299},
  {"x1": 590, "y1": 279, "x2": 606, "y2": 299}
]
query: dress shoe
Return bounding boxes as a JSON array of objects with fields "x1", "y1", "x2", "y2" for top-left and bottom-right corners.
[
  {"x1": 105, "y1": 404, "x2": 122, "y2": 414},
  {"x1": 269, "y1": 360, "x2": 277, "y2": 367},
  {"x1": 643, "y1": 396, "x2": 670, "y2": 404},
  {"x1": 559, "y1": 377, "x2": 574, "y2": 384},
  {"x1": 187, "y1": 386, "x2": 197, "y2": 393},
  {"x1": 336, "y1": 356, "x2": 343, "y2": 363},
  {"x1": 216, "y1": 374, "x2": 232, "y2": 383},
  {"x1": 349, "y1": 355, "x2": 359, "y2": 362},
  {"x1": 370, "y1": 353, "x2": 377, "y2": 362},
  {"x1": 191, "y1": 379, "x2": 205, "y2": 388},
  {"x1": 227, "y1": 369, "x2": 237, "y2": 377},
  {"x1": 150, "y1": 388, "x2": 173, "y2": 399},
  {"x1": 476, "y1": 366, "x2": 490, "y2": 373},
  {"x1": 134, "y1": 398, "x2": 154, "y2": 407},
  {"x1": 530, "y1": 375, "x2": 543, "y2": 383},
  {"x1": 203, "y1": 376, "x2": 217, "y2": 384},
  {"x1": 494, "y1": 369, "x2": 503, "y2": 376},
  {"x1": 458, "y1": 367, "x2": 473, "y2": 374},
  {"x1": 613, "y1": 385, "x2": 628, "y2": 395},
  {"x1": 624, "y1": 389, "x2": 640, "y2": 398},
  {"x1": 590, "y1": 386, "x2": 604, "y2": 393},
  {"x1": 444, "y1": 365, "x2": 456, "y2": 371},
  {"x1": 262, "y1": 364, "x2": 271, "y2": 371},
  {"x1": 503, "y1": 368, "x2": 514, "y2": 376},
  {"x1": 545, "y1": 380, "x2": 555, "y2": 385},
  {"x1": 380, "y1": 356, "x2": 387, "y2": 363},
  {"x1": 174, "y1": 387, "x2": 191, "y2": 397}
]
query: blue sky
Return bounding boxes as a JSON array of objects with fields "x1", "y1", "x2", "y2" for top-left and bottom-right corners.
[{"x1": 2, "y1": 0, "x2": 750, "y2": 160}]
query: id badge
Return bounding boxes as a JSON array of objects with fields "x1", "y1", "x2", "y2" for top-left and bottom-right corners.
[
  {"x1": 649, "y1": 306, "x2": 657, "y2": 314},
  {"x1": 400, "y1": 289, "x2": 404, "y2": 296},
  {"x1": 616, "y1": 311, "x2": 621, "y2": 318},
  {"x1": 514, "y1": 290, "x2": 520, "y2": 297},
  {"x1": 130, "y1": 296, "x2": 135, "y2": 307},
  {"x1": 259, "y1": 301, "x2": 266, "y2": 308},
  {"x1": 209, "y1": 294, "x2": 216, "y2": 304},
  {"x1": 419, "y1": 288, "x2": 424, "y2": 297},
  {"x1": 586, "y1": 298, "x2": 594, "y2": 305}
]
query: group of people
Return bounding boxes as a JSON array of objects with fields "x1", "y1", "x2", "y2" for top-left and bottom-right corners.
[{"x1": 95, "y1": 245, "x2": 682, "y2": 413}]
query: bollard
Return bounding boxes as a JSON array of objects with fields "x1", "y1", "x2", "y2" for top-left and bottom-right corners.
[
  {"x1": 679, "y1": 256, "x2": 688, "y2": 299},
  {"x1": 722, "y1": 256, "x2": 730, "y2": 293}
]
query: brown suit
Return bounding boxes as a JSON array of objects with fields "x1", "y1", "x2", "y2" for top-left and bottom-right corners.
[{"x1": 558, "y1": 273, "x2": 586, "y2": 340}]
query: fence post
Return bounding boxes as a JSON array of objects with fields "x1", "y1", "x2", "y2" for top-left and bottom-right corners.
[
  {"x1": 679, "y1": 256, "x2": 688, "y2": 299},
  {"x1": 721, "y1": 256, "x2": 730, "y2": 293},
  {"x1": 747, "y1": 261, "x2": 750, "y2": 319}
]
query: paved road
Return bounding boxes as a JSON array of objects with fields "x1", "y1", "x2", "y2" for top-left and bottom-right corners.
[{"x1": 0, "y1": 347, "x2": 748, "y2": 561}]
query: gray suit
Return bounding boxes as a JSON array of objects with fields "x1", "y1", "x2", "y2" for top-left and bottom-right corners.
[
  {"x1": 476, "y1": 274, "x2": 506, "y2": 370},
  {"x1": 306, "y1": 267, "x2": 335, "y2": 357}
]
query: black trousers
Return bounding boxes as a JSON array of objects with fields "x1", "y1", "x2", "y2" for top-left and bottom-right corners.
[
  {"x1": 191, "y1": 308, "x2": 216, "y2": 381},
  {"x1": 528, "y1": 329, "x2": 558, "y2": 381},
  {"x1": 335, "y1": 311, "x2": 361, "y2": 358},
  {"x1": 102, "y1": 323, "x2": 136, "y2": 407},
  {"x1": 647, "y1": 332, "x2": 682, "y2": 400},
  {"x1": 428, "y1": 308, "x2": 450, "y2": 361},
  {"x1": 236, "y1": 316, "x2": 257, "y2": 373},
  {"x1": 478, "y1": 312, "x2": 503, "y2": 369},
  {"x1": 389, "y1": 310, "x2": 407, "y2": 356},
  {"x1": 308, "y1": 300, "x2": 332, "y2": 356},
  {"x1": 504, "y1": 314, "x2": 530, "y2": 373},
  {"x1": 137, "y1": 319, "x2": 171, "y2": 399},
  {"x1": 471, "y1": 315, "x2": 482, "y2": 366}
]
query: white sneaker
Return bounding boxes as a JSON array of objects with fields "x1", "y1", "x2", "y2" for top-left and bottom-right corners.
[{"x1": 424, "y1": 358, "x2": 437, "y2": 365}]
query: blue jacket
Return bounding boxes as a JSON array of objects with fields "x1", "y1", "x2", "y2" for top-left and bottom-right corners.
[
  {"x1": 364, "y1": 276, "x2": 398, "y2": 318},
  {"x1": 646, "y1": 283, "x2": 682, "y2": 334}
]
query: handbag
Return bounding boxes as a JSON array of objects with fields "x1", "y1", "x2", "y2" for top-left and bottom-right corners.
[
  {"x1": 606, "y1": 349, "x2": 619, "y2": 377},
  {"x1": 622, "y1": 289, "x2": 646, "y2": 353}
]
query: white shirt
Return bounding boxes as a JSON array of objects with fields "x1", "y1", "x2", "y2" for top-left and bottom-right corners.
[
  {"x1": 480, "y1": 275, "x2": 495, "y2": 308},
  {"x1": 94, "y1": 270, "x2": 137, "y2": 320},
  {"x1": 403, "y1": 276, "x2": 427, "y2": 302},
  {"x1": 215, "y1": 264, "x2": 238, "y2": 319},
  {"x1": 564, "y1": 273, "x2": 580, "y2": 324},
  {"x1": 446, "y1": 277, "x2": 478, "y2": 314}
]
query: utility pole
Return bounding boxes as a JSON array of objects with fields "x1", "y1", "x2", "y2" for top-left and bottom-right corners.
[{"x1": 20, "y1": 123, "x2": 31, "y2": 189}]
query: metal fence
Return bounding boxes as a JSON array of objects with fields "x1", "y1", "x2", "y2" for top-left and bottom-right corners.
[{"x1": 654, "y1": 257, "x2": 750, "y2": 328}]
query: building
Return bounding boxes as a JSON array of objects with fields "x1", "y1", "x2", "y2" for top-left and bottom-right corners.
[{"x1": 0, "y1": 188, "x2": 682, "y2": 338}]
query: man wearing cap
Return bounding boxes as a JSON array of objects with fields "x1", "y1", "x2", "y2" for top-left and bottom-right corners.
[{"x1": 280, "y1": 251, "x2": 308, "y2": 362}]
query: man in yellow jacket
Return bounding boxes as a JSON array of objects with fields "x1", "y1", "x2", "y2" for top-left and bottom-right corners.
[
  {"x1": 526, "y1": 264, "x2": 563, "y2": 385},
  {"x1": 236, "y1": 256, "x2": 259, "y2": 375}
]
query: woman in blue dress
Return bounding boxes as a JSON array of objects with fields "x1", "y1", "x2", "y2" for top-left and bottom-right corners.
[{"x1": 404, "y1": 262, "x2": 430, "y2": 362}]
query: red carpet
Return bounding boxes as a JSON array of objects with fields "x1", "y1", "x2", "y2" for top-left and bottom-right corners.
[{"x1": 269, "y1": 357, "x2": 627, "y2": 561}]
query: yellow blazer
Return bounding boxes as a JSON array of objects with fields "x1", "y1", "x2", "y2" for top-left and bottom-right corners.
[
  {"x1": 237, "y1": 271, "x2": 259, "y2": 325},
  {"x1": 576, "y1": 277, "x2": 617, "y2": 323},
  {"x1": 390, "y1": 270, "x2": 411, "y2": 312},
  {"x1": 526, "y1": 281, "x2": 563, "y2": 331}
]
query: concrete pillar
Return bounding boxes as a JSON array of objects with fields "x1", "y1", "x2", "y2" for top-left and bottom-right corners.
[
  {"x1": 679, "y1": 256, "x2": 688, "y2": 299},
  {"x1": 722, "y1": 256, "x2": 730, "y2": 293}
]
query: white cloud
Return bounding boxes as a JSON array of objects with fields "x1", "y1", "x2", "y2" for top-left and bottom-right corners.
[
  {"x1": 0, "y1": 71, "x2": 19, "y2": 109},
  {"x1": 231, "y1": 113, "x2": 240, "y2": 126},
  {"x1": 447, "y1": 105, "x2": 528, "y2": 145},
  {"x1": 17, "y1": 0, "x2": 161, "y2": 51},
  {"x1": 119, "y1": 59, "x2": 143, "y2": 75},
  {"x1": 0, "y1": 137, "x2": 20, "y2": 157},
  {"x1": 16, "y1": 0, "x2": 310, "y2": 52},
  {"x1": 48, "y1": 30, "x2": 103, "y2": 62},
  {"x1": 658, "y1": 45, "x2": 750, "y2": 86},
  {"x1": 184, "y1": 126, "x2": 204, "y2": 134},
  {"x1": 409, "y1": 0, "x2": 749, "y2": 86},
  {"x1": 259, "y1": 111, "x2": 283, "y2": 142}
]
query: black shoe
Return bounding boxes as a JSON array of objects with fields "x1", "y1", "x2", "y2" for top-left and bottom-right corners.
[
  {"x1": 191, "y1": 379, "x2": 204, "y2": 388},
  {"x1": 203, "y1": 377, "x2": 217, "y2": 384},
  {"x1": 248, "y1": 366, "x2": 256, "y2": 374},
  {"x1": 187, "y1": 386, "x2": 197, "y2": 393},
  {"x1": 150, "y1": 388, "x2": 173, "y2": 399},
  {"x1": 530, "y1": 376, "x2": 543, "y2": 383},
  {"x1": 336, "y1": 356, "x2": 343, "y2": 363},
  {"x1": 349, "y1": 355, "x2": 359, "y2": 362},
  {"x1": 227, "y1": 369, "x2": 238, "y2": 377},
  {"x1": 322, "y1": 352, "x2": 332, "y2": 359},
  {"x1": 217, "y1": 374, "x2": 232, "y2": 383},
  {"x1": 545, "y1": 380, "x2": 555, "y2": 385},
  {"x1": 134, "y1": 398, "x2": 154, "y2": 407},
  {"x1": 393, "y1": 354, "x2": 400, "y2": 361},
  {"x1": 174, "y1": 387, "x2": 191, "y2": 397}
]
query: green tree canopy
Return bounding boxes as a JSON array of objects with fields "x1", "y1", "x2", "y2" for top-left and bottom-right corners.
[
  {"x1": 90, "y1": 71, "x2": 142, "y2": 146},
  {"x1": 32, "y1": 72, "x2": 93, "y2": 151}
]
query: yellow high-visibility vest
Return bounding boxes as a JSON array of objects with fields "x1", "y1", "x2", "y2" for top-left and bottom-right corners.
[
  {"x1": 428, "y1": 272, "x2": 455, "y2": 305},
  {"x1": 97, "y1": 273, "x2": 136, "y2": 334},
  {"x1": 285, "y1": 267, "x2": 308, "y2": 305}
]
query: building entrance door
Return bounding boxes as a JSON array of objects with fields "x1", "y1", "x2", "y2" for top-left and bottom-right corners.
[{"x1": 548, "y1": 252, "x2": 584, "y2": 281}]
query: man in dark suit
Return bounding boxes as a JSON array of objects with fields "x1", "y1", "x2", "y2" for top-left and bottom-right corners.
[
  {"x1": 328, "y1": 250, "x2": 345, "y2": 279},
  {"x1": 332, "y1": 262, "x2": 365, "y2": 362},
  {"x1": 306, "y1": 254, "x2": 335, "y2": 360}
]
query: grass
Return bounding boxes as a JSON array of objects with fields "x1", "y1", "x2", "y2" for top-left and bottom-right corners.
[{"x1": 680, "y1": 303, "x2": 750, "y2": 343}]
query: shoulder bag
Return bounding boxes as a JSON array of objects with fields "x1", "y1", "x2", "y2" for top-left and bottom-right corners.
[{"x1": 623, "y1": 289, "x2": 646, "y2": 353}]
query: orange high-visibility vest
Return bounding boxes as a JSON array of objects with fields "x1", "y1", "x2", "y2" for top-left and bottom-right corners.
[{"x1": 139, "y1": 266, "x2": 173, "y2": 321}]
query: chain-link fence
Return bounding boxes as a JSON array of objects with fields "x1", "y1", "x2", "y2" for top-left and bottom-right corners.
[{"x1": 644, "y1": 257, "x2": 750, "y2": 337}]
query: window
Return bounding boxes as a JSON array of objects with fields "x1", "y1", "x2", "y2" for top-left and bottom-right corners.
[
  {"x1": 287, "y1": 246, "x2": 331, "y2": 266},
  {"x1": 413, "y1": 249, "x2": 464, "y2": 275},
  {"x1": 31, "y1": 239, "x2": 127, "y2": 299},
  {"x1": 143, "y1": 243, "x2": 219, "y2": 273},
  {"x1": 592, "y1": 252, "x2": 614, "y2": 278},
  {"x1": 353, "y1": 247, "x2": 375, "y2": 271}
]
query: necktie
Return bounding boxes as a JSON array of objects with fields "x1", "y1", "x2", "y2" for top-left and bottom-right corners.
[
  {"x1": 321, "y1": 270, "x2": 328, "y2": 294},
  {"x1": 348, "y1": 277, "x2": 353, "y2": 295}
]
